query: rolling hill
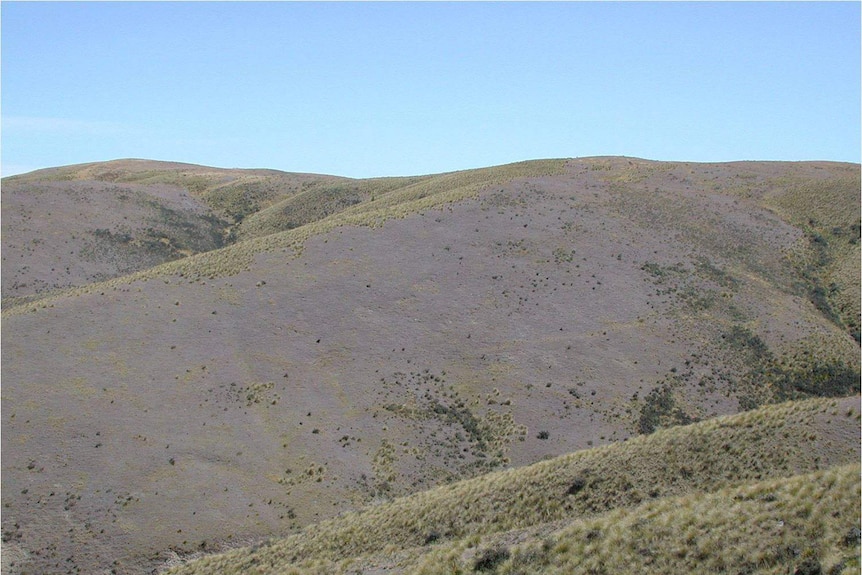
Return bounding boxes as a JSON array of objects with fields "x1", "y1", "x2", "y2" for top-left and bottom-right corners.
[
  {"x1": 1, "y1": 159, "x2": 345, "y2": 304},
  {"x1": 2, "y1": 157, "x2": 859, "y2": 575},
  {"x1": 164, "y1": 396, "x2": 860, "y2": 575}
]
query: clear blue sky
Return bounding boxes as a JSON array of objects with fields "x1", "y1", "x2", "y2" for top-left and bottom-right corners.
[{"x1": 2, "y1": 2, "x2": 860, "y2": 178}]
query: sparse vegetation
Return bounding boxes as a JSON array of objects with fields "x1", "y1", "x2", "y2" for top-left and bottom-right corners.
[
  {"x1": 3, "y1": 157, "x2": 859, "y2": 575},
  {"x1": 637, "y1": 384, "x2": 694, "y2": 434}
]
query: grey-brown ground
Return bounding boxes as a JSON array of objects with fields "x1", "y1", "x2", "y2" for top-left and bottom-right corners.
[{"x1": 2, "y1": 157, "x2": 859, "y2": 575}]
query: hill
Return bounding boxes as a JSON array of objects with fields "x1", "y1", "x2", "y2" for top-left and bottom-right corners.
[
  {"x1": 1, "y1": 157, "x2": 859, "y2": 575},
  {"x1": 163, "y1": 396, "x2": 861, "y2": 575},
  {"x1": 1, "y1": 159, "x2": 346, "y2": 304}
]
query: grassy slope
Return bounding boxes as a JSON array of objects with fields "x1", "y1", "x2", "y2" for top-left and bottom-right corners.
[
  {"x1": 7, "y1": 158, "x2": 857, "y2": 331},
  {"x1": 233, "y1": 176, "x2": 431, "y2": 241},
  {"x1": 9, "y1": 158, "x2": 856, "y2": 349},
  {"x1": 585, "y1": 159, "x2": 861, "y2": 413},
  {"x1": 761, "y1": 174, "x2": 862, "y2": 341},
  {"x1": 592, "y1": 158, "x2": 860, "y2": 343},
  {"x1": 410, "y1": 465, "x2": 860, "y2": 575},
  {"x1": 166, "y1": 396, "x2": 860, "y2": 574},
  {"x1": 1, "y1": 159, "x2": 346, "y2": 303}
]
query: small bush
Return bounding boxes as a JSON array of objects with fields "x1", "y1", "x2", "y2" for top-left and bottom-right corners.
[
  {"x1": 566, "y1": 478, "x2": 586, "y2": 495},
  {"x1": 793, "y1": 558, "x2": 822, "y2": 575},
  {"x1": 724, "y1": 325, "x2": 771, "y2": 361},
  {"x1": 473, "y1": 546, "x2": 510, "y2": 572},
  {"x1": 842, "y1": 526, "x2": 861, "y2": 547},
  {"x1": 637, "y1": 385, "x2": 693, "y2": 434}
]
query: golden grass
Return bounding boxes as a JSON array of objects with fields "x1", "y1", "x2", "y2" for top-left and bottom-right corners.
[
  {"x1": 235, "y1": 176, "x2": 428, "y2": 240},
  {"x1": 165, "y1": 396, "x2": 860, "y2": 574},
  {"x1": 411, "y1": 464, "x2": 860, "y2": 575}
]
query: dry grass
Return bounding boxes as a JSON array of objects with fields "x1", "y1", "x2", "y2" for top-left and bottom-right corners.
[
  {"x1": 165, "y1": 397, "x2": 860, "y2": 574},
  {"x1": 234, "y1": 176, "x2": 429, "y2": 240},
  {"x1": 762, "y1": 175, "x2": 862, "y2": 342},
  {"x1": 410, "y1": 464, "x2": 860, "y2": 575}
]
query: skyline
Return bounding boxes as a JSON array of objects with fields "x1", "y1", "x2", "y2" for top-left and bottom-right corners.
[{"x1": 2, "y1": 2, "x2": 860, "y2": 178}]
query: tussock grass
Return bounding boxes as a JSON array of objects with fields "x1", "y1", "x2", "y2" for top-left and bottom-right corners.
[
  {"x1": 412, "y1": 464, "x2": 860, "y2": 575},
  {"x1": 165, "y1": 397, "x2": 860, "y2": 574},
  {"x1": 199, "y1": 174, "x2": 338, "y2": 222},
  {"x1": 235, "y1": 176, "x2": 429, "y2": 240}
]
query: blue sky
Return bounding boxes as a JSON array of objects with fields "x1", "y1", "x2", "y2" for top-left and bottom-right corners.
[{"x1": 2, "y1": 2, "x2": 860, "y2": 178}]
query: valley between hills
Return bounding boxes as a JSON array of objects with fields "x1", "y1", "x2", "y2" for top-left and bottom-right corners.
[{"x1": 1, "y1": 157, "x2": 859, "y2": 574}]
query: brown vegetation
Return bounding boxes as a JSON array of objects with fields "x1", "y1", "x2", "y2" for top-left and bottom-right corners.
[{"x1": 2, "y1": 157, "x2": 858, "y2": 575}]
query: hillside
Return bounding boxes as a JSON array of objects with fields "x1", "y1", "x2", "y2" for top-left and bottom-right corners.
[
  {"x1": 165, "y1": 396, "x2": 860, "y2": 575},
  {"x1": 1, "y1": 176, "x2": 225, "y2": 304},
  {"x1": 2, "y1": 157, "x2": 859, "y2": 575},
  {"x1": 1, "y1": 159, "x2": 345, "y2": 303}
]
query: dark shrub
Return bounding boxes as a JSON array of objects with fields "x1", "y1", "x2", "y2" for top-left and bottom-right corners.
[
  {"x1": 793, "y1": 558, "x2": 821, "y2": 575},
  {"x1": 473, "y1": 546, "x2": 510, "y2": 572},
  {"x1": 566, "y1": 477, "x2": 586, "y2": 495}
]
